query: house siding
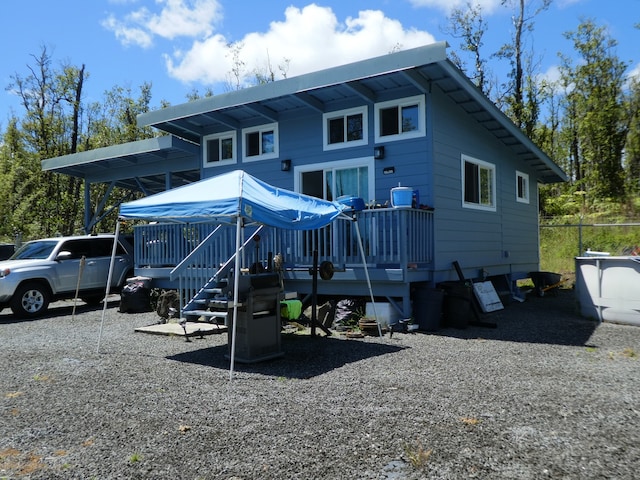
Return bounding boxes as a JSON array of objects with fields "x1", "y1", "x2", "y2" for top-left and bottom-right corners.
[
  {"x1": 200, "y1": 100, "x2": 434, "y2": 209},
  {"x1": 195, "y1": 81, "x2": 541, "y2": 286},
  {"x1": 431, "y1": 89, "x2": 540, "y2": 283}
]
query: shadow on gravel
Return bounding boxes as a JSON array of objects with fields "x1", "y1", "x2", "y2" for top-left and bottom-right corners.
[
  {"x1": 167, "y1": 335, "x2": 407, "y2": 379},
  {"x1": 0, "y1": 300, "x2": 121, "y2": 324},
  {"x1": 432, "y1": 289, "x2": 599, "y2": 347}
]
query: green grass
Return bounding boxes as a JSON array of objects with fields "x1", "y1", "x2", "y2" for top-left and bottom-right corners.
[{"x1": 540, "y1": 220, "x2": 640, "y2": 275}]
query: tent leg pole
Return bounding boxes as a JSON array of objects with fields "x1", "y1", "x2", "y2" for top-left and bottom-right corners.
[
  {"x1": 311, "y1": 250, "x2": 318, "y2": 337},
  {"x1": 229, "y1": 218, "x2": 242, "y2": 380},
  {"x1": 354, "y1": 220, "x2": 382, "y2": 337},
  {"x1": 98, "y1": 221, "x2": 121, "y2": 353}
]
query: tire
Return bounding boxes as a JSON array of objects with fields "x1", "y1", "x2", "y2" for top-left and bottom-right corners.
[
  {"x1": 10, "y1": 282, "x2": 51, "y2": 318},
  {"x1": 81, "y1": 295, "x2": 104, "y2": 306}
]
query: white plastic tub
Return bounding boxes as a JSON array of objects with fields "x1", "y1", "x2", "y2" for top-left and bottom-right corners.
[{"x1": 575, "y1": 256, "x2": 640, "y2": 325}]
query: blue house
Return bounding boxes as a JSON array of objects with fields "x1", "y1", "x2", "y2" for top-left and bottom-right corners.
[{"x1": 42, "y1": 42, "x2": 566, "y2": 319}]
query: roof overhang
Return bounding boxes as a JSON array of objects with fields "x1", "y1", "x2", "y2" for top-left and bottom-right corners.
[{"x1": 137, "y1": 41, "x2": 566, "y2": 184}]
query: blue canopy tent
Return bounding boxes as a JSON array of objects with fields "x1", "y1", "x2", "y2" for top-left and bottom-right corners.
[
  {"x1": 117, "y1": 169, "x2": 346, "y2": 229},
  {"x1": 98, "y1": 170, "x2": 379, "y2": 378}
]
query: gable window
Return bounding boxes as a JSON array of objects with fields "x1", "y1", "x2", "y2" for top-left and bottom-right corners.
[
  {"x1": 374, "y1": 94, "x2": 426, "y2": 143},
  {"x1": 462, "y1": 154, "x2": 496, "y2": 211},
  {"x1": 516, "y1": 171, "x2": 529, "y2": 204},
  {"x1": 242, "y1": 123, "x2": 278, "y2": 161},
  {"x1": 323, "y1": 106, "x2": 368, "y2": 150},
  {"x1": 203, "y1": 131, "x2": 236, "y2": 168}
]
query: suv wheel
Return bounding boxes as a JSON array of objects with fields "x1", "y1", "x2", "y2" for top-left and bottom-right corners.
[{"x1": 10, "y1": 282, "x2": 51, "y2": 318}]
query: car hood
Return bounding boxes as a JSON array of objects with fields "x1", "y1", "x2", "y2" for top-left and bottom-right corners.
[{"x1": 0, "y1": 259, "x2": 56, "y2": 271}]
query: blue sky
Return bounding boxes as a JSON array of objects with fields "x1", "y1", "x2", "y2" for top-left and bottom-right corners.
[{"x1": 1, "y1": 0, "x2": 638, "y2": 123}]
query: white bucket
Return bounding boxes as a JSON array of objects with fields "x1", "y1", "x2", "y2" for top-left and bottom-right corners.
[{"x1": 391, "y1": 186, "x2": 413, "y2": 208}]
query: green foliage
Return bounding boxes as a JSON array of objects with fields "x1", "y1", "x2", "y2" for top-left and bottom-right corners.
[
  {"x1": 0, "y1": 47, "x2": 157, "y2": 241},
  {"x1": 540, "y1": 215, "x2": 640, "y2": 274}
]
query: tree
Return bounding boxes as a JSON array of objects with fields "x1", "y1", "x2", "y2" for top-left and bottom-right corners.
[
  {"x1": 3, "y1": 47, "x2": 158, "y2": 239},
  {"x1": 5, "y1": 46, "x2": 88, "y2": 237},
  {"x1": 444, "y1": 2, "x2": 492, "y2": 96},
  {"x1": 624, "y1": 78, "x2": 640, "y2": 195},
  {"x1": 495, "y1": 0, "x2": 552, "y2": 131},
  {"x1": 558, "y1": 19, "x2": 629, "y2": 202}
]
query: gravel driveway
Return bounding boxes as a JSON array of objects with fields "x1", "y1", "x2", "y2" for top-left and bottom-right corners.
[{"x1": 1, "y1": 289, "x2": 639, "y2": 479}]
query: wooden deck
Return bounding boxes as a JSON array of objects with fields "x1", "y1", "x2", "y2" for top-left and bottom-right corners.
[{"x1": 131, "y1": 207, "x2": 434, "y2": 317}]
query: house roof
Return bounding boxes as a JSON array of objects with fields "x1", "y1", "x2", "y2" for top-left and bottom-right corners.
[
  {"x1": 41, "y1": 135, "x2": 200, "y2": 194},
  {"x1": 43, "y1": 41, "x2": 566, "y2": 192},
  {"x1": 138, "y1": 41, "x2": 565, "y2": 184}
]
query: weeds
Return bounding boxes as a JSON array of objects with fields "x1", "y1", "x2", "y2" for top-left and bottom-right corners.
[
  {"x1": 129, "y1": 453, "x2": 142, "y2": 463},
  {"x1": 404, "y1": 440, "x2": 432, "y2": 469},
  {"x1": 460, "y1": 416, "x2": 481, "y2": 426}
]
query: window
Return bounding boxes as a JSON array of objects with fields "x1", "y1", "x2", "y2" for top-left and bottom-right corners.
[
  {"x1": 323, "y1": 106, "x2": 368, "y2": 150},
  {"x1": 295, "y1": 157, "x2": 375, "y2": 202},
  {"x1": 295, "y1": 158, "x2": 375, "y2": 258},
  {"x1": 516, "y1": 171, "x2": 529, "y2": 204},
  {"x1": 242, "y1": 123, "x2": 278, "y2": 161},
  {"x1": 462, "y1": 154, "x2": 496, "y2": 211},
  {"x1": 203, "y1": 131, "x2": 236, "y2": 168},
  {"x1": 374, "y1": 94, "x2": 426, "y2": 143}
]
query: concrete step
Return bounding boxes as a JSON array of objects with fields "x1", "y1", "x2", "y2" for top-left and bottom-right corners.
[{"x1": 183, "y1": 309, "x2": 228, "y2": 320}]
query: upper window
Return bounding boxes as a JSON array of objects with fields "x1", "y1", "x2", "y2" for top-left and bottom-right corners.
[
  {"x1": 203, "y1": 131, "x2": 236, "y2": 168},
  {"x1": 374, "y1": 94, "x2": 426, "y2": 143},
  {"x1": 323, "y1": 106, "x2": 368, "y2": 151},
  {"x1": 462, "y1": 154, "x2": 496, "y2": 211},
  {"x1": 242, "y1": 123, "x2": 278, "y2": 161},
  {"x1": 516, "y1": 171, "x2": 530, "y2": 204}
]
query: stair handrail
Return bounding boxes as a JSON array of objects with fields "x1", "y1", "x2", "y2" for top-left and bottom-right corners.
[
  {"x1": 214, "y1": 224, "x2": 265, "y2": 281},
  {"x1": 177, "y1": 224, "x2": 266, "y2": 315},
  {"x1": 170, "y1": 224, "x2": 223, "y2": 281}
]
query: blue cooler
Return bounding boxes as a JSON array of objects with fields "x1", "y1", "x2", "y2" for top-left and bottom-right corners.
[{"x1": 391, "y1": 186, "x2": 413, "y2": 208}]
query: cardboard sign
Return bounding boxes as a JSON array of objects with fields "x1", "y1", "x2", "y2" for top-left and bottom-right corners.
[{"x1": 472, "y1": 281, "x2": 504, "y2": 313}]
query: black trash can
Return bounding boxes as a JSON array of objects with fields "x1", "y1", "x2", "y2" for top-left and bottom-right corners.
[
  {"x1": 437, "y1": 281, "x2": 474, "y2": 329},
  {"x1": 412, "y1": 285, "x2": 444, "y2": 331}
]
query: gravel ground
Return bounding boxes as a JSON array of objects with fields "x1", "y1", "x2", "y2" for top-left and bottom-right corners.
[{"x1": 1, "y1": 288, "x2": 639, "y2": 480}]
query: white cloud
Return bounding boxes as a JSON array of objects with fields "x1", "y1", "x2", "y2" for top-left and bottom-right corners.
[
  {"x1": 102, "y1": 13, "x2": 154, "y2": 48},
  {"x1": 103, "y1": 0, "x2": 222, "y2": 48},
  {"x1": 165, "y1": 4, "x2": 436, "y2": 85},
  {"x1": 540, "y1": 65, "x2": 561, "y2": 86},
  {"x1": 407, "y1": 0, "x2": 503, "y2": 14},
  {"x1": 629, "y1": 63, "x2": 640, "y2": 82},
  {"x1": 145, "y1": 0, "x2": 221, "y2": 39}
]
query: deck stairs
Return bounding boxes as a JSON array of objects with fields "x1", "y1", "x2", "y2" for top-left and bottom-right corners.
[{"x1": 181, "y1": 275, "x2": 232, "y2": 323}]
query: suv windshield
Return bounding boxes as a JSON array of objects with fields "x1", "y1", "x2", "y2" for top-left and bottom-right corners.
[{"x1": 11, "y1": 241, "x2": 59, "y2": 260}]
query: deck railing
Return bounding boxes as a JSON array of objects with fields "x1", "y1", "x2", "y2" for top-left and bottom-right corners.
[{"x1": 133, "y1": 207, "x2": 433, "y2": 282}]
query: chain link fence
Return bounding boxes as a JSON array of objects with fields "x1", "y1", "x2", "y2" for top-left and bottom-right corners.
[{"x1": 539, "y1": 217, "x2": 640, "y2": 274}]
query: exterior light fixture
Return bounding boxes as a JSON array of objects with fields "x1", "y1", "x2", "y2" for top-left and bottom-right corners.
[
  {"x1": 281, "y1": 159, "x2": 291, "y2": 171},
  {"x1": 374, "y1": 146, "x2": 385, "y2": 160}
]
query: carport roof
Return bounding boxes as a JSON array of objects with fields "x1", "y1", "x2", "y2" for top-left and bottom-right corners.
[{"x1": 42, "y1": 135, "x2": 200, "y2": 195}]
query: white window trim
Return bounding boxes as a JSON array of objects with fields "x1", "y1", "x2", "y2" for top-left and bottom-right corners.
[
  {"x1": 516, "y1": 170, "x2": 530, "y2": 204},
  {"x1": 242, "y1": 122, "x2": 279, "y2": 162},
  {"x1": 202, "y1": 131, "x2": 237, "y2": 168},
  {"x1": 322, "y1": 106, "x2": 368, "y2": 151},
  {"x1": 374, "y1": 94, "x2": 426, "y2": 143},
  {"x1": 293, "y1": 157, "x2": 376, "y2": 202},
  {"x1": 461, "y1": 154, "x2": 497, "y2": 212}
]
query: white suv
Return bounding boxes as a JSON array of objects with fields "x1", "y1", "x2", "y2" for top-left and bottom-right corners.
[{"x1": 0, "y1": 235, "x2": 134, "y2": 318}]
